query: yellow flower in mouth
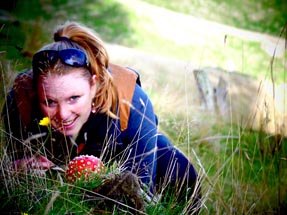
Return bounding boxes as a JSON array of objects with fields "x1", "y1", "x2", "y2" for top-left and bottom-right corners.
[{"x1": 39, "y1": 117, "x2": 50, "y2": 126}]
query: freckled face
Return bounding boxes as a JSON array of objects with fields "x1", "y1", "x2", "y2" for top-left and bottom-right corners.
[{"x1": 37, "y1": 69, "x2": 97, "y2": 139}]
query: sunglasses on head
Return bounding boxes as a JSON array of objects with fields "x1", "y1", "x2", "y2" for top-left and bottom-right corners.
[{"x1": 32, "y1": 48, "x2": 89, "y2": 70}]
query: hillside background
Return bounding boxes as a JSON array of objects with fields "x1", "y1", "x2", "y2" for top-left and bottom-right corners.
[{"x1": 0, "y1": 0, "x2": 287, "y2": 214}]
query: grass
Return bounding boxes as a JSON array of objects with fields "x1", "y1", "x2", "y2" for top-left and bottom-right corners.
[
  {"x1": 142, "y1": 0, "x2": 287, "y2": 37},
  {"x1": 1, "y1": 0, "x2": 287, "y2": 214},
  {"x1": 119, "y1": 0, "x2": 286, "y2": 82}
]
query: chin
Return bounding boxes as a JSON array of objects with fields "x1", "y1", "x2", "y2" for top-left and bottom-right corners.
[
  {"x1": 57, "y1": 129, "x2": 76, "y2": 138},
  {"x1": 69, "y1": 130, "x2": 80, "y2": 140},
  {"x1": 55, "y1": 124, "x2": 80, "y2": 139}
]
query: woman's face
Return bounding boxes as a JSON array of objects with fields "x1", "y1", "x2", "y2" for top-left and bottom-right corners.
[{"x1": 37, "y1": 69, "x2": 97, "y2": 139}]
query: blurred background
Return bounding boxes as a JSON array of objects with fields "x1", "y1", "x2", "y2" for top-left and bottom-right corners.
[{"x1": 0, "y1": 0, "x2": 286, "y2": 214}]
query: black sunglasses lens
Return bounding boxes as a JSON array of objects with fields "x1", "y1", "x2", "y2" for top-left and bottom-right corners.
[
  {"x1": 33, "y1": 49, "x2": 88, "y2": 71},
  {"x1": 33, "y1": 51, "x2": 57, "y2": 69},
  {"x1": 60, "y1": 49, "x2": 87, "y2": 67}
]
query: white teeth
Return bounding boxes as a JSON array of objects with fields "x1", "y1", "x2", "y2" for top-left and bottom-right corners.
[
  {"x1": 52, "y1": 118, "x2": 74, "y2": 126},
  {"x1": 62, "y1": 119, "x2": 74, "y2": 126}
]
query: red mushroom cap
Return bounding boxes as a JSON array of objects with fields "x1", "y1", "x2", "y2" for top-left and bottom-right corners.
[{"x1": 66, "y1": 155, "x2": 105, "y2": 183}]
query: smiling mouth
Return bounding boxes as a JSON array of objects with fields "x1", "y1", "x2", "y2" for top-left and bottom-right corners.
[
  {"x1": 62, "y1": 119, "x2": 75, "y2": 126},
  {"x1": 53, "y1": 118, "x2": 77, "y2": 129}
]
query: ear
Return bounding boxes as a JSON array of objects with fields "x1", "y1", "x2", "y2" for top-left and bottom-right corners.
[
  {"x1": 91, "y1": 74, "x2": 97, "y2": 84},
  {"x1": 90, "y1": 75, "x2": 98, "y2": 98}
]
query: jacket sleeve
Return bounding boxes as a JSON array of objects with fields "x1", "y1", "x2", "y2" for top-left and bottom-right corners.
[{"x1": 120, "y1": 84, "x2": 158, "y2": 191}]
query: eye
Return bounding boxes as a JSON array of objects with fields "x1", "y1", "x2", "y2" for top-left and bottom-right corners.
[
  {"x1": 69, "y1": 95, "x2": 80, "y2": 103},
  {"x1": 45, "y1": 99, "x2": 57, "y2": 107}
]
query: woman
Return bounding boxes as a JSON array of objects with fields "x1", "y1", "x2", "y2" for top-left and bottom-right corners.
[{"x1": 2, "y1": 21, "x2": 201, "y2": 213}]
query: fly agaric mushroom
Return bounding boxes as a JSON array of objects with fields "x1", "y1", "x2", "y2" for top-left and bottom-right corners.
[{"x1": 66, "y1": 155, "x2": 105, "y2": 183}]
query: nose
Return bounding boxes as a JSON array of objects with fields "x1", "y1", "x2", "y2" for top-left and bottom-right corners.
[{"x1": 56, "y1": 103, "x2": 70, "y2": 120}]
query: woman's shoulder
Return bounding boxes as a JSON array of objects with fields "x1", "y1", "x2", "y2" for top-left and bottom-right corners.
[
  {"x1": 109, "y1": 63, "x2": 140, "y2": 87},
  {"x1": 109, "y1": 63, "x2": 141, "y2": 131},
  {"x1": 12, "y1": 68, "x2": 36, "y2": 126},
  {"x1": 13, "y1": 69, "x2": 34, "y2": 94}
]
